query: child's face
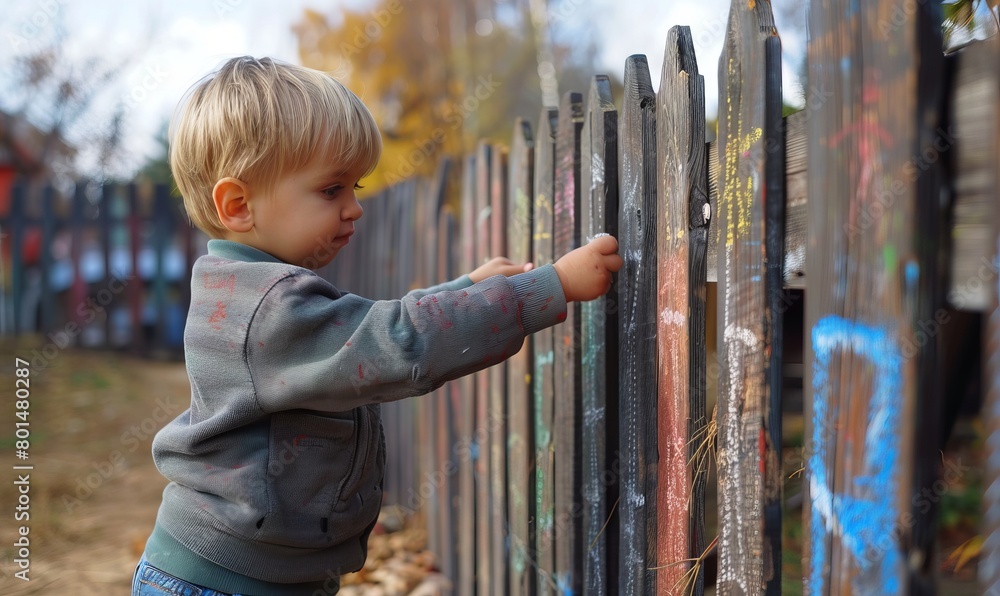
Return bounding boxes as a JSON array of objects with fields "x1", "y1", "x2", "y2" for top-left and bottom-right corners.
[{"x1": 248, "y1": 157, "x2": 366, "y2": 269}]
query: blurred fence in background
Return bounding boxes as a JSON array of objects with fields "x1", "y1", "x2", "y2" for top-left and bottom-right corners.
[{"x1": 1, "y1": 182, "x2": 200, "y2": 356}]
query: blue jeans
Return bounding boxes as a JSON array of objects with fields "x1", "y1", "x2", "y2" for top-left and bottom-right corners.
[{"x1": 132, "y1": 557, "x2": 243, "y2": 595}]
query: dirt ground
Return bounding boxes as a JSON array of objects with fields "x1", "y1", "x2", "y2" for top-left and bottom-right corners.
[
  {"x1": 0, "y1": 337, "x2": 185, "y2": 594},
  {"x1": 0, "y1": 337, "x2": 445, "y2": 595}
]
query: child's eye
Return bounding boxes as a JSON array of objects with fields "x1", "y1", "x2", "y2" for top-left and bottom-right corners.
[
  {"x1": 354, "y1": 183, "x2": 364, "y2": 190},
  {"x1": 322, "y1": 186, "x2": 343, "y2": 197}
]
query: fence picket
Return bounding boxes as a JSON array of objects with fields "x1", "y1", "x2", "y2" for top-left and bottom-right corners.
[
  {"x1": 617, "y1": 54, "x2": 658, "y2": 596},
  {"x1": 532, "y1": 107, "x2": 559, "y2": 595},
  {"x1": 804, "y1": 0, "x2": 946, "y2": 593},
  {"x1": 714, "y1": 1, "x2": 781, "y2": 592},
  {"x1": 553, "y1": 89, "x2": 585, "y2": 594},
  {"x1": 580, "y1": 74, "x2": 619, "y2": 596},
  {"x1": 655, "y1": 25, "x2": 709, "y2": 596},
  {"x1": 507, "y1": 118, "x2": 536, "y2": 596}
]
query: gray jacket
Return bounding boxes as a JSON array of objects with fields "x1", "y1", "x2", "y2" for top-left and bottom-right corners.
[{"x1": 150, "y1": 239, "x2": 567, "y2": 583}]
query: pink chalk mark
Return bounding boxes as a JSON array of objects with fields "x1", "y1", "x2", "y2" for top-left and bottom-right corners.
[
  {"x1": 208, "y1": 301, "x2": 227, "y2": 328},
  {"x1": 358, "y1": 364, "x2": 364, "y2": 379}
]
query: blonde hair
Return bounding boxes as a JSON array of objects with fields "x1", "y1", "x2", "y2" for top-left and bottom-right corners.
[{"x1": 169, "y1": 56, "x2": 382, "y2": 237}]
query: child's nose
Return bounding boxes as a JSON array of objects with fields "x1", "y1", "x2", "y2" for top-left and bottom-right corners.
[{"x1": 346, "y1": 197, "x2": 363, "y2": 221}]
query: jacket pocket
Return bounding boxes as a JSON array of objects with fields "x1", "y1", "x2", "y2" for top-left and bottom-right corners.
[
  {"x1": 260, "y1": 410, "x2": 362, "y2": 548},
  {"x1": 333, "y1": 405, "x2": 382, "y2": 514}
]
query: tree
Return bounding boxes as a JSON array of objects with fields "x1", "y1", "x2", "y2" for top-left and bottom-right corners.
[
  {"x1": 0, "y1": 16, "x2": 149, "y2": 183},
  {"x1": 293, "y1": 0, "x2": 618, "y2": 191}
]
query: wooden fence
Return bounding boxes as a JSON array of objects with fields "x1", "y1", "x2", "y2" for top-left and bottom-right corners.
[
  {"x1": 1, "y1": 181, "x2": 199, "y2": 356},
  {"x1": 2, "y1": 0, "x2": 998, "y2": 593},
  {"x1": 330, "y1": 0, "x2": 1000, "y2": 594}
]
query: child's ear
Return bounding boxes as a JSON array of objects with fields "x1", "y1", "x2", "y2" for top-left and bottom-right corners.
[{"x1": 213, "y1": 177, "x2": 254, "y2": 233}]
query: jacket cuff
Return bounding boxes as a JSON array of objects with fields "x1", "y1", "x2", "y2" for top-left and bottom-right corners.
[{"x1": 509, "y1": 264, "x2": 568, "y2": 336}]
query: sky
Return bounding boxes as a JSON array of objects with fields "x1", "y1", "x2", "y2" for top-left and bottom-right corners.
[{"x1": 0, "y1": 0, "x2": 807, "y2": 178}]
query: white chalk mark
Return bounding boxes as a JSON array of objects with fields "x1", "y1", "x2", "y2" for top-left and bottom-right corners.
[{"x1": 660, "y1": 307, "x2": 685, "y2": 327}]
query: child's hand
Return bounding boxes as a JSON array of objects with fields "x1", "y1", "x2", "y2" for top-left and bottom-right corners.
[
  {"x1": 469, "y1": 257, "x2": 535, "y2": 283},
  {"x1": 552, "y1": 235, "x2": 623, "y2": 302}
]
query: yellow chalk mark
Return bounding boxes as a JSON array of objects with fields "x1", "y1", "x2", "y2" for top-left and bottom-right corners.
[
  {"x1": 525, "y1": 374, "x2": 532, "y2": 385},
  {"x1": 738, "y1": 128, "x2": 763, "y2": 154},
  {"x1": 721, "y1": 120, "x2": 763, "y2": 246},
  {"x1": 748, "y1": 0, "x2": 756, "y2": 9}
]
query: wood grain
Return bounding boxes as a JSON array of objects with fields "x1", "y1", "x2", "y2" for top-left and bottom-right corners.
[
  {"x1": 804, "y1": 0, "x2": 946, "y2": 593},
  {"x1": 474, "y1": 142, "x2": 494, "y2": 596},
  {"x1": 655, "y1": 25, "x2": 708, "y2": 596},
  {"x1": 553, "y1": 89, "x2": 585, "y2": 595},
  {"x1": 489, "y1": 143, "x2": 510, "y2": 596},
  {"x1": 714, "y1": 0, "x2": 779, "y2": 592},
  {"x1": 458, "y1": 155, "x2": 478, "y2": 596},
  {"x1": 506, "y1": 118, "x2": 536, "y2": 596},
  {"x1": 580, "y1": 74, "x2": 620, "y2": 596},
  {"x1": 618, "y1": 54, "x2": 658, "y2": 596},
  {"x1": 532, "y1": 107, "x2": 559, "y2": 595}
]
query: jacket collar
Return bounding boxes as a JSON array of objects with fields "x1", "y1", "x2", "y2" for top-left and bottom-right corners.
[{"x1": 207, "y1": 240, "x2": 286, "y2": 264}]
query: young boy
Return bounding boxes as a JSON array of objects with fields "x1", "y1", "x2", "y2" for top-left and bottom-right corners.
[{"x1": 133, "y1": 56, "x2": 622, "y2": 595}]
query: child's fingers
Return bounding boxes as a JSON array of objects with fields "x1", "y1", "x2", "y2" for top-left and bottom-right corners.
[
  {"x1": 523, "y1": 262, "x2": 534, "y2": 272},
  {"x1": 604, "y1": 253, "x2": 624, "y2": 272},
  {"x1": 588, "y1": 234, "x2": 618, "y2": 255}
]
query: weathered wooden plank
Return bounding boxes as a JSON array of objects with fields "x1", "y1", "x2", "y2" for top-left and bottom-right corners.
[
  {"x1": 435, "y1": 204, "x2": 460, "y2": 586},
  {"x1": 127, "y1": 184, "x2": 144, "y2": 353},
  {"x1": 655, "y1": 25, "x2": 708, "y2": 596},
  {"x1": 552, "y1": 89, "x2": 584, "y2": 595},
  {"x1": 39, "y1": 186, "x2": 55, "y2": 335},
  {"x1": 101, "y1": 184, "x2": 116, "y2": 344},
  {"x1": 474, "y1": 141, "x2": 494, "y2": 596},
  {"x1": 714, "y1": 0, "x2": 780, "y2": 592},
  {"x1": 761, "y1": 33, "x2": 786, "y2": 596},
  {"x1": 532, "y1": 106, "x2": 559, "y2": 595},
  {"x1": 152, "y1": 184, "x2": 173, "y2": 350},
  {"x1": 506, "y1": 118, "x2": 536, "y2": 596},
  {"x1": 618, "y1": 54, "x2": 658, "y2": 596},
  {"x1": 9, "y1": 183, "x2": 25, "y2": 335},
  {"x1": 70, "y1": 184, "x2": 87, "y2": 332},
  {"x1": 489, "y1": 144, "x2": 510, "y2": 596},
  {"x1": 951, "y1": 38, "x2": 1000, "y2": 313},
  {"x1": 457, "y1": 154, "x2": 477, "y2": 596},
  {"x1": 580, "y1": 74, "x2": 620, "y2": 596},
  {"x1": 804, "y1": 0, "x2": 946, "y2": 593},
  {"x1": 971, "y1": 34, "x2": 1000, "y2": 596}
]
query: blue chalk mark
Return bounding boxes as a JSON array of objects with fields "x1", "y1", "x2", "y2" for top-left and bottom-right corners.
[
  {"x1": 556, "y1": 573, "x2": 574, "y2": 596},
  {"x1": 905, "y1": 261, "x2": 919, "y2": 292},
  {"x1": 810, "y1": 315, "x2": 903, "y2": 595},
  {"x1": 470, "y1": 442, "x2": 479, "y2": 461}
]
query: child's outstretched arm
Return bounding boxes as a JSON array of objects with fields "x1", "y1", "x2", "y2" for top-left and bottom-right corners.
[
  {"x1": 469, "y1": 257, "x2": 535, "y2": 282},
  {"x1": 244, "y1": 236, "x2": 620, "y2": 413},
  {"x1": 396, "y1": 257, "x2": 530, "y2": 303}
]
